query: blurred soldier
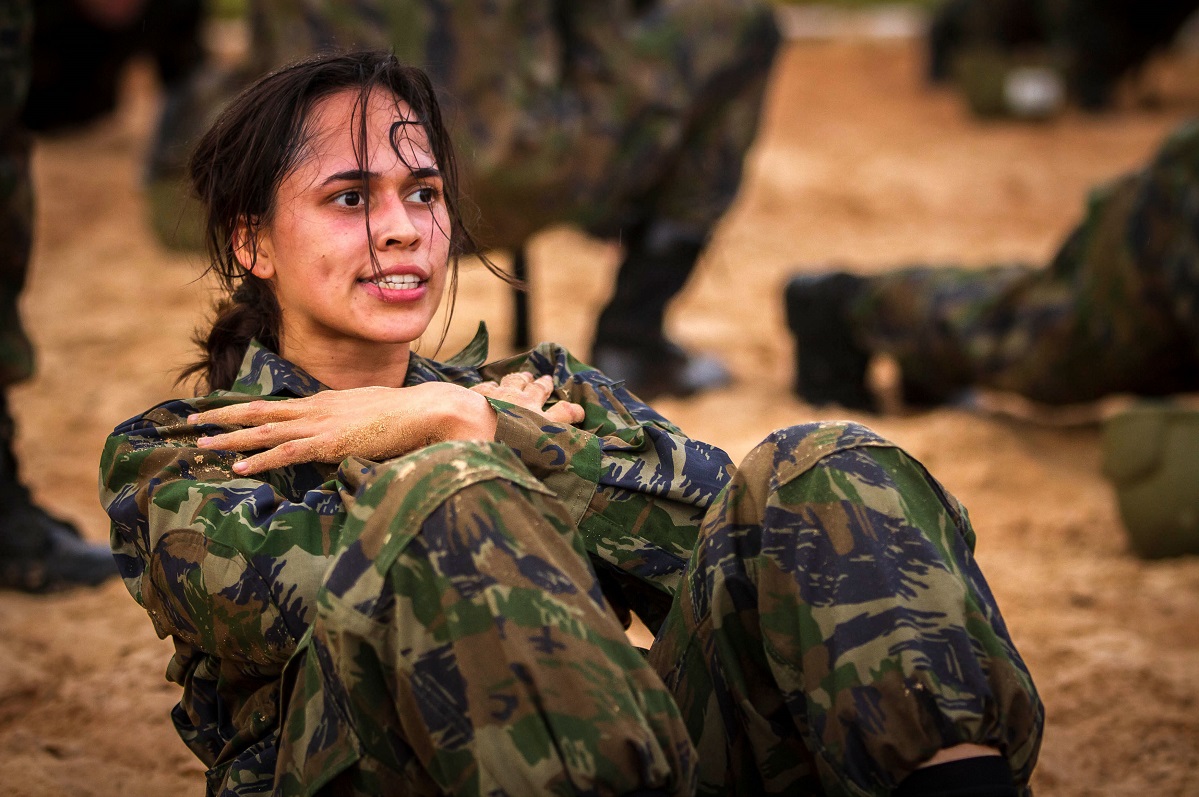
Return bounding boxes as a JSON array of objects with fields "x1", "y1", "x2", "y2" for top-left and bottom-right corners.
[
  {"x1": 22, "y1": 0, "x2": 205, "y2": 133},
  {"x1": 928, "y1": 0, "x2": 1199, "y2": 112},
  {"x1": 147, "y1": 0, "x2": 782, "y2": 399},
  {"x1": 0, "y1": 0, "x2": 118, "y2": 590},
  {"x1": 784, "y1": 117, "x2": 1199, "y2": 412}
]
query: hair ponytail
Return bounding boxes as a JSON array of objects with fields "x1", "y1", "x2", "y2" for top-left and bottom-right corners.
[{"x1": 180, "y1": 276, "x2": 280, "y2": 392}]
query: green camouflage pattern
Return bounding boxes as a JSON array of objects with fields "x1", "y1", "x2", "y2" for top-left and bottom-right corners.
[
  {"x1": 850, "y1": 117, "x2": 1199, "y2": 405},
  {"x1": 0, "y1": 0, "x2": 34, "y2": 388},
  {"x1": 649, "y1": 423, "x2": 1042, "y2": 795},
  {"x1": 151, "y1": 0, "x2": 780, "y2": 250},
  {"x1": 273, "y1": 440, "x2": 698, "y2": 796},
  {"x1": 100, "y1": 326, "x2": 1041, "y2": 795}
]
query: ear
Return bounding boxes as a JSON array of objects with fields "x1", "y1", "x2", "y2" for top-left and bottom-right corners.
[{"x1": 233, "y1": 218, "x2": 275, "y2": 280}]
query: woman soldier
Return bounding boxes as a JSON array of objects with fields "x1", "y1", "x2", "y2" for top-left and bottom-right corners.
[{"x1": 100, "y1": 51, "x2": 1041, "y2": 797}]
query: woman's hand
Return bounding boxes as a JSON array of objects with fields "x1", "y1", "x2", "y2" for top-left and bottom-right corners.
[
  {"x1": 189, "y1": 382, "x2": 497, "y2": 475},
  {"x1": 470, "y1": 372, "x2": 585, "y2": 425}
]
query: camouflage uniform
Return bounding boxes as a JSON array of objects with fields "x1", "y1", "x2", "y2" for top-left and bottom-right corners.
[
  {"x1": 100, "y1": 327, "x2": 1042, "y2": 796},
  {"x1": 0, "y1": 0, "x2": 34, "y2": 389},
  {"x1": 847, "y1": 118, "x2": 1199, "y2": 406}
]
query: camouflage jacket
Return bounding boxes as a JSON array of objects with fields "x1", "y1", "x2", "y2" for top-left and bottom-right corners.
[{"x1": 99, "y1": 326, "x2": 733, "y2": 791}]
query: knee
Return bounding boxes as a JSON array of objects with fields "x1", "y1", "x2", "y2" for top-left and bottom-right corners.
[
  {"x1": 353, "y1": 440, "x2": 552, "y2": 516},
  {"x1": 363, "y1": 440, "x2": 529, "y2": 489},
  {"x1": 723, "y1": 421, "x2": 971, "y2": 579},
  {"x1": 336, "y1": 440, "x2": 558, "y2": 566},
  {"x1": 738, "y1": 420, "x2": 899, "y2": 493},
  {"x1": 321, "y1": 440, "x2": 570, "y2": 613}
]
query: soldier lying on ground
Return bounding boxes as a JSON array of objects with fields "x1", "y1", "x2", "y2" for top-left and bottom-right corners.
[
  {"x1": 785, "y1": 117, "x2": 1199, "y2": 413},
  {"x1": 100, "y1": 51, "x2": 1042, "y2": 796},
  {"x1": 145, "y1": 0, "x2": 782, "y2": 400}
]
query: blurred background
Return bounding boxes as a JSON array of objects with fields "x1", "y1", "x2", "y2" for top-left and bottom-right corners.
[{"x1": 1, "y1": 1, "x2": 1197, "y2": 795}]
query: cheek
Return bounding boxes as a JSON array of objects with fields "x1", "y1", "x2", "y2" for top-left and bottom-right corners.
[{"x1": 429, "y1": 205, "x2": 452, "y2": 245}]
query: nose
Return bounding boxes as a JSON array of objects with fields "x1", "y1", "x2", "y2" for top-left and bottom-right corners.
[{"x1": 372, "y1": 195, "x2": 421, "y2": 250}]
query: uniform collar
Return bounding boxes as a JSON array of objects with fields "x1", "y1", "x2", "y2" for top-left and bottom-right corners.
[{"x1": 229, "y1": 323, "x2": 491, "y2": 397}]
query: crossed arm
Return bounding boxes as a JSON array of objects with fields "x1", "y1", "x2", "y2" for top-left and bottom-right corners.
[{"x1": 189, "y1": 372, "x2": 585, "y2": 474}]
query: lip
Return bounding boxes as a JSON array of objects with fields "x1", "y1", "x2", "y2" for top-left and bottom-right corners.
[{"x1": 357, "y1": 265, "x2": 430, "y2": 302}]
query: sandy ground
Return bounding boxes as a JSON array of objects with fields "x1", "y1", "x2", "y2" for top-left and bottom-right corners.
[{"x1": 2, "y1": 28, "x2": 1199, "y2": 797}]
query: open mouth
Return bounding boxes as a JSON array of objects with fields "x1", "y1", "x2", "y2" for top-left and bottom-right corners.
[{"x1": 362, "y1": 274, "x2": 425, "y2": 290}]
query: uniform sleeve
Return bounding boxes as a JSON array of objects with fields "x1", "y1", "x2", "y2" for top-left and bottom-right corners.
[
  {"x1": 480, "y1": 344, "x2": 735, "y2": 626},
  {"x1": 99, "y1": 397, "x2": 351, "y2": 667}
]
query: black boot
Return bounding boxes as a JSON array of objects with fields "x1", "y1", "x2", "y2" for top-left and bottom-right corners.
[
  {"x1": 783, "y1": 272, "x2": 877, "y2": 412},
  {"x1": 591, "y1": 336, "x2": 731, "y2": 401},
  {"x1": 0, "y1": 394, "x2": 117, "y2": 592},
  {"x1": 592, "y1": 224, "x2": 731, "y2": 400}
]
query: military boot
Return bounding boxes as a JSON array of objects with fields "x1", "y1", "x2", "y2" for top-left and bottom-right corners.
[
  {"x1": 784, "y1": 272, "x2": 876, "y2": 413},
  {"x1": 591, "y1": 335, "x2": 731, "y2": 402},
  {"x1": 0, "y1": 394, "x2": 116, "y2": 592},
  {"x1": 592, "y1": 225, "x2": 731, "y2": 400}
]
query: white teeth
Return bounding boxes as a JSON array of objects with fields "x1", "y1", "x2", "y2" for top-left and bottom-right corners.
[{"x1": 370, "y1": 274, "x2": 422, "y2": 289}]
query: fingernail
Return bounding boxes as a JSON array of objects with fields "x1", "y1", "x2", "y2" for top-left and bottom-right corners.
[
  {"x1": 232, "y1": 460, "x2": 248, "y2": 474},
  {"x1": 196, "y1": 436, "x2": 211, "y2": 446},
  {"x1": 187, "y1": 414, "x2": 199, "y2": 423}
]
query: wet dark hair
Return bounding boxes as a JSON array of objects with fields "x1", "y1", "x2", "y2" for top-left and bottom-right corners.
[{"x1": 182, "y1": 49, "x2": 506, "y2": 391}]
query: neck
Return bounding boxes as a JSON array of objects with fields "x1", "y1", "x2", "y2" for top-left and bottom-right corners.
[{"x1": 281, "y1": 339, "x2": 413, "y2": 390}]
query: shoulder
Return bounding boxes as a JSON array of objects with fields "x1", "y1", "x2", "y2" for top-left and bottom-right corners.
[{"x1": 106, "y1": 391, "x2": 269, "y2": 447}]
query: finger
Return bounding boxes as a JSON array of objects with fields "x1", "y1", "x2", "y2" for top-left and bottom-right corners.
[
  {"x1": 543, "y1": 401, "x2": 585, "y2": 425},
  {"x1": 470, "y1": 382, "x2": 500, "y2": 397},
  {"x1": 499, "y1": 371, "x2": 535, "y2": 389},
  {"x1": 530, "y1": 374, "x2": 555, "y2": 400},
  {"x1": 230, "y1": 437, "x2": 323, "y2": 475},
  {"x1": 197, "y1": 420, "x2": 308, "y2": 452},
  {"x1": 190, "y1": 399, "x2": 298, "y2": 428}
]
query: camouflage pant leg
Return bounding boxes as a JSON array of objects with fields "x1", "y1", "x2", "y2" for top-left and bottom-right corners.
[
  {"x1": 590, "y1": 1, "x2": 780, "y2": 338},
  {"x1": 648, "y1": 422, "x2": 1043, "y2": 797},
  {"x1": 276, "y1": 441, "x2": 697, "y2": 797},
  {"x1": 638, "y1": 0, "x2": 781, "y2": 243},
  {"x1": 854, "y1": 138, "x2": 1199, "y2": 403},
  {"x1": 0, "y1": 0, "x2": 34, "y2": 389}
]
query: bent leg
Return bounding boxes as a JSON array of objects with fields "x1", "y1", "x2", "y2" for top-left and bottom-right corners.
[
  {"x1": 276, "y1": 441, "x2": 695, "y2": 797},
  {"x1": 649, "y1": 422, "x2": 1042, "y2": 797}
]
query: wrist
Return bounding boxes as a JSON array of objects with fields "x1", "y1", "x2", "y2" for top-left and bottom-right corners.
[{"x1": 446, "y1": 387, "x2": 498, "y2": 441}]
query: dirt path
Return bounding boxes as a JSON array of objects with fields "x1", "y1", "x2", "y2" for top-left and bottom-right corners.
[{"x1": 2, "y1": 33, "x2": 1197, "y2": 796}]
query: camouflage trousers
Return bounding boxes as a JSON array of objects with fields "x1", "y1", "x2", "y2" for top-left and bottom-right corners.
[
  {"x1": 0, "y1": 0, "x2": 34, "y2": 390},
  {"x1": 274, "y1": 424, "x2": 1042, "y2": 796},
  {"x1": 850, "y1": 118, "x2": 1199, "y2": 405},
  {"x1": 149, "y1": 0, "x2": 779, "y2": 252}
]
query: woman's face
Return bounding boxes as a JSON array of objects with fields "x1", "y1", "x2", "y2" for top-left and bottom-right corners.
[{"x1": 243, "y1": 88, "x2": 452, "y2": 366}]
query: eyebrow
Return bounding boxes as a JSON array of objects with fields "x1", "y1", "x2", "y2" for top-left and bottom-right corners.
[{"x1": 320, "y1": 167, "x2": 442, "y2": 187}]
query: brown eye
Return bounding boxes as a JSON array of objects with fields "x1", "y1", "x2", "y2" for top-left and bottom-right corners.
[
  {"x1": 405, "y1": 186, "x2": 438, "y2": 204},
  {"x1": 334, "y1": 190, "x2": 363, "y2": 208}
]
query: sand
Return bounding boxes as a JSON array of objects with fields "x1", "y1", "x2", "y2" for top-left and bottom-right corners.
[{"x1": 2, "y1": 30, "x2": 1198, "y2": 797}]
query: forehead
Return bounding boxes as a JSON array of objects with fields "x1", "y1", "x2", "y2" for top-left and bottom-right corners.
[{"x1": 300, "y1": 88, "x2": 437, "y2": 169}]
